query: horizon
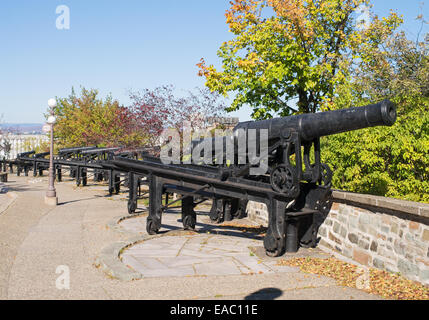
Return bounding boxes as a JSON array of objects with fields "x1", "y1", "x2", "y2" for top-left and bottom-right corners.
[{"x1": 0, "y1": 0, "x2": 427, "y2": 124}]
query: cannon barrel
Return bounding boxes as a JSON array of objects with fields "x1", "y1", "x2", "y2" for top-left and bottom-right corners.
[
  {"x1": 58, "y1": 146, "x2": 98, "y2": 154},
  {"x1": 17, "y1": 151, "x2": 35, "y2": 158},
  {"x1": 233, "y1": 100, "x2": 396, "y2": 142}
]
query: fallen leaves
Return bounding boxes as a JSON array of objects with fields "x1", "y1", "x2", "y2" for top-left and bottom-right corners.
[{"x1": 277, "y1": 257, "x2": 429, "y2": 300}]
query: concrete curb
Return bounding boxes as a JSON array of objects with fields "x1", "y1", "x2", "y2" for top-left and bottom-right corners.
[
  {"x1": 95, "y1": 240, "x2": 144, "y2": 281},
  {"x1": 97, "y1": 212, "x2": 192, "y2": 281},
  {"x1": 96, "y1": 213, "x2": 149, "y2": 281},
  {"x1": 106, "y1": 214, "x2": 146, "y2": 238},
  {"x1": 0, "y1": 192, "x2": 18, "y2": 216}
]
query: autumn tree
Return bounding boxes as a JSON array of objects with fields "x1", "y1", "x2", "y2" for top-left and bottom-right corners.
[
  {"x1": 52, "y1": 87, "x2": 151, "y2": 148},
  {"x1": 129, "y1": 85, "x2": 226, "y2": 137},
  {"x1": 198, "y1": 0, "x2": 402, "y2": 119}
]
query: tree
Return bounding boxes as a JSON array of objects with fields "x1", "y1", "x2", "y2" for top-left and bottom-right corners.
[
  {"x1": 52, "y1": 87, "x2": 151, "y2": 148},
  {"x1": 52, "y1": 86, "x2": 226, "y2": 152},
  {"x1": 129, "y1": 85, "x2": 227, "y2": 159},
  {"x1": 129, "y1": 85, "x2": 226, "y2": 138},
  {"x1": 322, "y1": 27, "x2": 429, "y2": 202},
  {"x1": 198, "y1": 0, "x2": 402, "y2": 119}
]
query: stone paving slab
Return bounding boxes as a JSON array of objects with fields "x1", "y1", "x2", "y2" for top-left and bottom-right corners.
[{"x1": 119, "y1": 213, "x2": 321, "y2": 279}]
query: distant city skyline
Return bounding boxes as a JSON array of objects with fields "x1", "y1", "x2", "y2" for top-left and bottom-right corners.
[{"x1": 0, "y1": 0, "x2": 427, "y2": 124}]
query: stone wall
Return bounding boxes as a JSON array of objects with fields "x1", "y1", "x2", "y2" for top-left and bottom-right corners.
[{"x1": 246, "y1": 191, "x2": 429, "y2": 285}]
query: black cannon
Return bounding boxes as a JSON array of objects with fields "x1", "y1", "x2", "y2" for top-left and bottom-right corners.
[
  {"x1": 209, "y1": 100, "x2": 396, "y2": 192},
  {"x1": 106, "y1": 100, "x2": 397, "y2": 257}
]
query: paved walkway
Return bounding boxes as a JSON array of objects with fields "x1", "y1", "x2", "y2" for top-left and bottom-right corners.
[
  {"x1": 120, "y1": 213, "x2": 328, "y2": 278},
  {"x1": 0, "y1": 175, "x2": 383, "y2": 300}
]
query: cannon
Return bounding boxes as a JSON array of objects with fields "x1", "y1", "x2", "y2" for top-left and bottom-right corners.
[
  {"x1": 106, "y1": 100, "x2": 397, "y2": 257},
  {"x1": 191, "y1": 100, "x2": 397, "y2": 224}
]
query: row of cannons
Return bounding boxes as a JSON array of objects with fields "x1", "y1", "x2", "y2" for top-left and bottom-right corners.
[{"x1": 1, "y1": 100, "x2": 397, "y2": 257}]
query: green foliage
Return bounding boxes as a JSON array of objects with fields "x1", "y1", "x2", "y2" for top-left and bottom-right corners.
[
  {"x1": 323, "y1": 30, "x2": 429, "y2": 202},
  {"x1": 51, "y1": 87, "x2": 148, "y2": 149},
  {"x1": 322, "y1": 108, "x2": 429, "y2": 202}
]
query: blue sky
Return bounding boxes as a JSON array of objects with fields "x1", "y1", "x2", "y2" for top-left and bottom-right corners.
[{"x1": 0, "y1": 0, "x2": 427, "y2": 123}]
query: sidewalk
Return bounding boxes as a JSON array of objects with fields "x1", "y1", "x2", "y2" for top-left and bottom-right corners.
[{"x1": 0, "y1": 175, "x2": 383, "y2": 300}]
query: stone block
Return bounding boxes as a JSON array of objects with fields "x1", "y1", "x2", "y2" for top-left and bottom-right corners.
[
  {"x1": 380, "y1": 226, "x2": 390, "y2": 234},
  {"x1": 377, "y1": 198, "x2": 420, "y2": 216},
  {"x1": 343, "y1": 248, "x2": 352, "y2": 258},
  {"x1": 353, "y1": 249, "x2": 371, "y2": 266},
  {"x1": 378, "y1": 248, "x2": 398, "y2": 262},
  {"x1": 370, "y1": 241, "x2": 378, "y2": 252},
  {"x1": 405, "y1": 253, "x2": 415, "y2": 262},
  {"x1": 416, "y1": 257, "x2": 429, "y2": 267},
  {"x1": 381, "y1": 214, "x2": 391, "y2": 225},
  {"x1": 358, "y1": 223, "x2": 368, "y2": 233},
  {"x1": 409, "y1": 221, "x2": 420, "y2": 231},
  {"x1": 422, "y1": 229, "x2": 429, "y2": 242},
  {"x1": 391, "y1": 223, "x2": 398, "y2": 234},
  {"x1": 331, "y1": 202, "x2": 339, "y2": 211},
  {"x1": 348, "y1": 233, "x2": 358, "y2": 244},
  {"x1": 358, "y1": 240, "x2": 370, "y2": 250},
  {"x1": 419, "y1": 269, "x2": 429, "y2": 284},
  {"x1": 377, "y1": 233, "x2": 386, "y2": 241},
  {"x1": 373, "y1": 257, "x2": 385, "y2": 269},
  {"x1": 397, "y1": 259, "x2": 419, "y2": 277},
  {"x1": 333, "y1": 222, "x2": 341, "y2": 234},
  {"x1": 318, "y1": 226, "x2": 327, "y2": 237},
  {"x1": 345, "y1": 193, "x2": 377, "y2": 207},
  {"x1": 370, "y1": 215, "x2": 381, "y2": 228},
  {"x1": 340, "y1": 226, "x2": 347, "y2": 239},
  {"x1": 339, "y1": 205, "x2": 351, "y2": 216},
  {"x1": 385, "y1": 263, "x2": 399, "y2": 274},
  {"x1": 420, "y1": 206, "x2": 429, "y2": 219},
  {"x1": 331, "y1": 190, "x2": 346, "y2": 200},
  {"x1": 358, "y1": 213, "x2": 370, "y2": 225},
  {"x1": 338, "y1": 215, "x2": 348, "y2": 224},
  {"x1": 329, "y1": 232, "x2": 342, "y2": 245},
  {"x1": 405, "y1": 233, "x2": 414, "y2": 242},
  {"x1": 394, "y1": 240, "x2": 406, "y2": 256},
  {"x1": 368, "y1": 227, "x2": 377, "y2": 237},
  {"x1": 319, "y1": 239, "x2": 334, "y2": 250},
  {"x1": 348, "y1": 216, "x2": 358, "y2": 229}
]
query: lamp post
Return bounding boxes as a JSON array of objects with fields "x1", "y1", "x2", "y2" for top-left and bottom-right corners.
[{"x1": 45, "y1": 98, "x2": 58, "y2": 206}]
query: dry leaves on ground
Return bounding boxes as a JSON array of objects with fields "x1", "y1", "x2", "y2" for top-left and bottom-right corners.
[{"x1": 277, "y1": 257, "x2": 429, "y2": 300}]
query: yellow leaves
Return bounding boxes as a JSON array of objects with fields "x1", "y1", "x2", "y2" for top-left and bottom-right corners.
[
  {"x1": 237, "y1": 52, "x2": 261, "y2": 72},
  {"x1": 225, "y1": 0, "x2": 263, "y2": 33}
]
